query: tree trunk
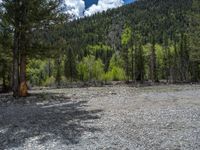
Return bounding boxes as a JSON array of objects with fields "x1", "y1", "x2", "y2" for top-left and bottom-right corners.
[
  {"x1": 131, "y1": 46, "x2": 134, "y2": 81},
  {"x1": 134, "y1": 45, "x2": 137, "y2": 84},
  {"x1": 56, "y1": 56, "x2": 61, "y2": 87},
  {"x1": 2, "y1": 70, "x2": 6, "y2": 92},
  {"x1": 124, "y1": 45, "x2": 129, "y2": 82},
  {"x1": 48, "y1": 59, "x2": 52, "y2": 77},
  {"x1": 172, "y1": 41, "x2": 178, "y2": 83},
  {"x1": 12, "y1": 30, "x2": 20, "y2": 97},
  {"x1": 150, "y1": 40, "x2": 158, "y2": 82},
  {"x1": 19, "y1": 54, "x2": 28, "y2": 97}
]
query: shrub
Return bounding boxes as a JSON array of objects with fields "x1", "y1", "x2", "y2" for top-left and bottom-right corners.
[
  {"x1": 104, "y1": 67, "x2": 126, "y2": 81},
  {"x1": 77, "y1": 55, "x2": 105, "y2": 81},
  {"x1": 93, "y1": 59, "x2": 105, "y2": 81},
  {"x1": 43, "y1": 76, "x2": 55, "y2": 87}
]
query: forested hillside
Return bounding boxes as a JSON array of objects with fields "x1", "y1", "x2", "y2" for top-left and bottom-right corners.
[{"x1": 0, "y1": 0, "x2": 200, "y2": 96}]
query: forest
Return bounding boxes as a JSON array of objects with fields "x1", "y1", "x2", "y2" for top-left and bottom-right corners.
[
  {"x1": 0, "y1": 0, "x2": 200, "y2": 149},
  {"x1": 0, "y1": 0, "x2": 200, "y2": 97}
]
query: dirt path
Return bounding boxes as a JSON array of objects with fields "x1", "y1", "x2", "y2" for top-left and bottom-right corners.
[{"x1": 0, "y1": 85, "x2": 200, "y2": 150}]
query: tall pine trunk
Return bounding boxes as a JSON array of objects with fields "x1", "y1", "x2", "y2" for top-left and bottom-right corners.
[
  {"x1": 56, "y1": 56, "x2": 61, "y2": 87},
  {"x1": 124, "y1": 45, "x2": 129, "y2": 82},
  {"x1": 152, "y1": 52, "x2": 158, "y2": 82},
  {"x1": 2, "y1": 68, "x2": 6, "y2": 92},
  {"x1": 12, "y1": 29, "x2": 19, "y2": 97},
  {"x1": 131, "y1": 46, "x2": 134, "y2": 81},
  {"x1": 19, "y1": 54, "x2": 28, "y2": 97},
  {"x1": 150, "y1": 40, "x2": 158, "y2": 82}
]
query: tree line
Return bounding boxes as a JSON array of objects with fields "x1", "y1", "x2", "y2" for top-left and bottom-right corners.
[{"x1": 0, "y1": 0, "x2": 200, "y2": 97}]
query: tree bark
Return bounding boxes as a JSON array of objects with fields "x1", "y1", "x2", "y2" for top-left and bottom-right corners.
[
  {"x1": 12, "y1": 29, "x2": 20, "y2": 97},
  {"x1": 131, "y1": 45, "x2": 134, "y2": 82},
  {"x1": 2, "y1": 69, "x2": 6, "y2": 92},
  {"x1": 124, "y1": 45, "x2": 129, "y2": 82},
  {"x1": 150, "y1": 39, "x2": 158, "y2": 82},
  {"x1": 56, "y1": 56, "x2": 61, "y2": 87},
  {"x1": 19, "y1": 54, "x2": 28, "y2": 97},
  {"x1": 48, "y1": 59, "x2": 52, "y2": 77}
]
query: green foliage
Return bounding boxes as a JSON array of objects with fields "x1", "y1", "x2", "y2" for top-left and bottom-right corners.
[
  {"x1": 155, "y1": 44, "x2": 164, "y2": 65},
  {"x1": 0, "y1": 22, "x2": 12, "y2": 89},
  {"x1": 1, "y1": 0, "x2": 200, "y2": 89},
  {"x1": 135, "y1": 44, "x2": 145, "y2": 81},
  {"x1": 103, "y1": 54, "x2": 126, "y2": 81},
  {"x1": 43, "y1": 76, "x2": 56, "y2": 87},
  {"x1": 27, "y1": 59, "x2": 47, "y2": 85},
  {"x1": 77, "y1": 55, "x2": 94, "y2": 81},
  {"x1": 87, "y1": 44, "x2": 113, "y2": 71},
  {"x1": 77, "y1": 55, "x2": 105, "y2": 81},
  {"x1": 109, "y1": 53, "x2": 124, "y2": 69},
  {"x1": 93, "y1": 59, "x2": 105, "y2": 81},
  {"x1": 105, "y1": 67, "x2": 126, "y2": 81},
  {"x1": 121, "y1": 25, "x2": 132, "y2": 46},
  {"x1": 64, "y1": 47, "x2": 78, "y2": 80},
  {"x1": 88, "y1": 44, "x2": 113, "y2": 55},
  {"x1": 142, "y1": 44, "x2": 152, "y2": 57},
  {"x1": 189, "y1": 0, "x2": 200, "y2": 61}
]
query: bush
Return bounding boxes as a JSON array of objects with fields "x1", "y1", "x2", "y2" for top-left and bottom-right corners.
[
  {"x1": 103, "y1": 53, "x2": 126, "y2": 81},
  {"x1": 43, "y1": 76, "x2": 55, "y2": 87},
  {"x1": 27, "y1": 59, "x2": 53, "y2": 86},
  {"x1": 77, "y1": 58, "x2": 90, "y2": 81},
  {"x1": 104, "y1": 67, "x2": 126, "y2": 81},
  {"x1": 77, "y1": 55, "x2": 105, "y2": 81},
  {"x1": 93, "y1": 59, "x2": 105, "y2": 81},
  {"x1": 109, "y1": 53, "x2": 124, "y2": 69}
]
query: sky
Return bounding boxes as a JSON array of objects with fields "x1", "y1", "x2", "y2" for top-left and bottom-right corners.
[
  {"x1": 0, "y1": 0, "x2": 134, "y2": 18},
  {"x1": 65, "y1": 0, "x2": 134, "y2": 18}
]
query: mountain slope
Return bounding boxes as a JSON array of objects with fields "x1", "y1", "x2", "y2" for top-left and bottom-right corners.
[{"x1": 67, "y1": 0, "x2": 193, "y2": 48}]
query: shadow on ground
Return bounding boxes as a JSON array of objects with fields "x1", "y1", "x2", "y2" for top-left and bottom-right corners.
[{"x1": 0, "y1": 93, "x2": 103, "y2": 149}]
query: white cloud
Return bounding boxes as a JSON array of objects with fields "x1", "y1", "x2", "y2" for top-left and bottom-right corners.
[
  {"x1": 64, "y1": 0, "x2": 85, "y2": 18},
  {"x1": 84, "y1": 0, "x2": 124, "y2": 16},
  {"x1": 1, "y1": 0, "x2": 124, "y2": 18},
  {"x1": 64, "y1": 0, "x2": 124, "y2": 18}
]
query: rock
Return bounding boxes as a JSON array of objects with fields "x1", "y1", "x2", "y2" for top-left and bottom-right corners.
[{"x1": 109, "y1": 91, "x2": 117, "y2": 95}]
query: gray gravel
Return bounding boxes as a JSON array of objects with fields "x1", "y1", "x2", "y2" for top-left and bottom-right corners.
[{"x1": 0, "y1": 84, "x2": 200, "y2": 150}]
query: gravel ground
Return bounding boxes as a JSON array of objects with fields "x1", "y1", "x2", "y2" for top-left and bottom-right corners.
[{"x1": 0, "y1": 84, "x2": 200, "y2": 150}]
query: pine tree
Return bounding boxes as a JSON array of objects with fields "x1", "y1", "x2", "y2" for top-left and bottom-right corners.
[
  {"x1": 150, "y1": 36, "x2": 158, "y2": 82},
  {"x1": 121, "y1": 25, "x2": 132, "y2": 81},
  {"x1": 0, "y1": 16, "x2": 12, "y2": 92},
  {"x1": 135, "y1": 43, "x2": 145, "y2": 82},
  {"x1": 64, "y1": 46, "x2": 77, "y2": 81},
  {"x1": 179, "y1": 33, "x2": 190, "y2": 81},
  {"x1": 188, "y1": 0, "x2": 200, "y2": 81},
  {"x1": 1, "y1": 0, "x2": 64, "y2": 97}
]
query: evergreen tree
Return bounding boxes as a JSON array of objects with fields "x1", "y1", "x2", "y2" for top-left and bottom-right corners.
[
  {"x1": 150, "y1": 36, "x2": 158, "y2": 82},
  {"x1": 121, "y1": 25, "x2": 132, "y2": 81},
  {"x1": 1, "y1": 0, "x2": 65, "y2": 97}
]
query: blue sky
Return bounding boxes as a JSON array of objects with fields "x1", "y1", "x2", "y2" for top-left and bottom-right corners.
[
  {"x1": 65, "y1": 0, "x2": 135, "y2": 18},
  {"x1": 124, "y1": 0, "x2": 134, "y2": 4},
  {"x1": 85, "y1": 0, "x2": 134, "y2": 8},
  {"x1": 85, "y1": 0, "x2": 98, "y2": 9}
]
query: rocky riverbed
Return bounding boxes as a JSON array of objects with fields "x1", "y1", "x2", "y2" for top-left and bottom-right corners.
[{"x1": 0, "y1": 84, "x2": 200, "y2": 150}]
